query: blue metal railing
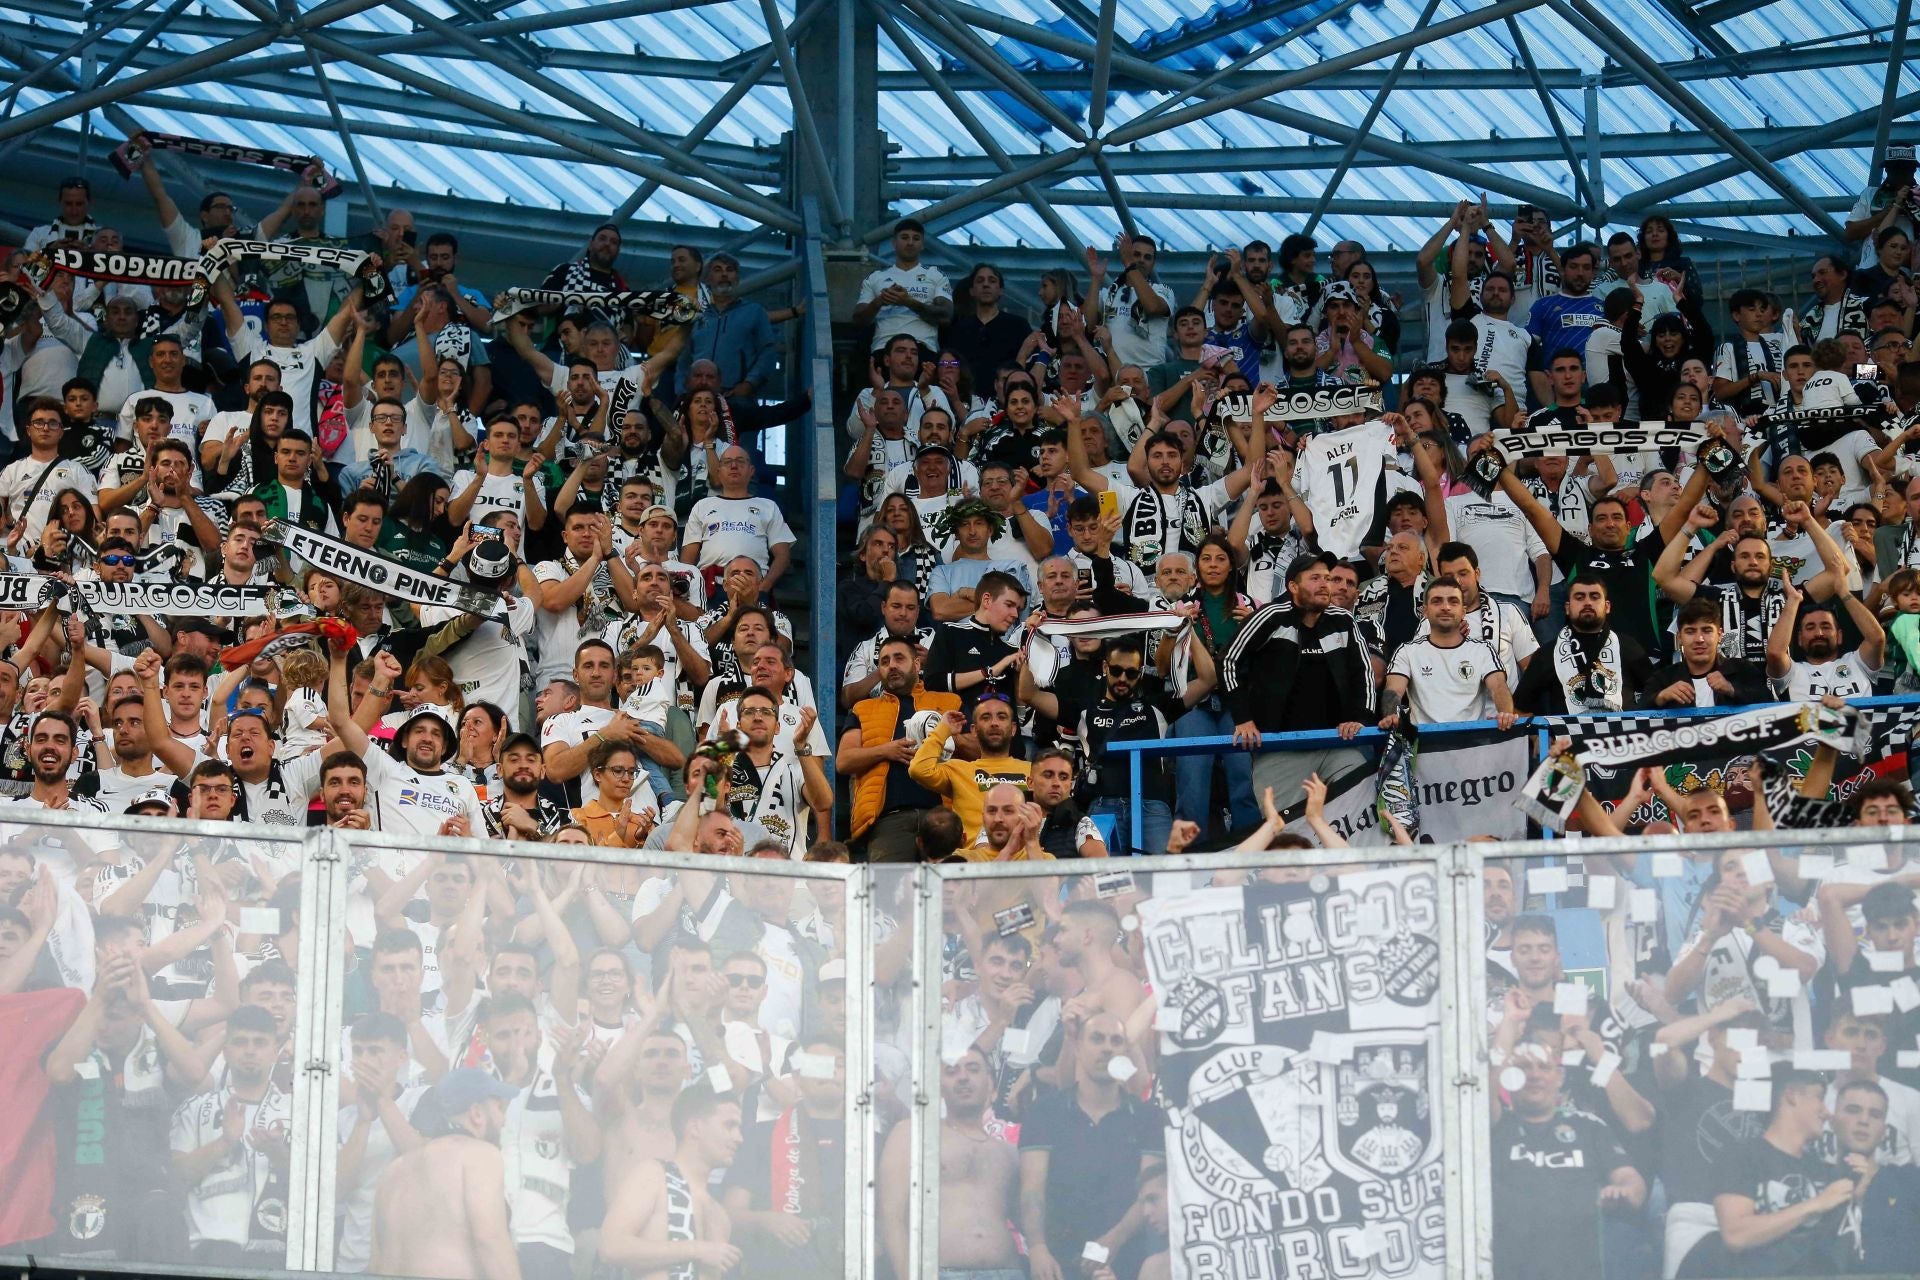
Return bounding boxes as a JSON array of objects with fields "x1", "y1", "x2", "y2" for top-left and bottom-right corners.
[
  {"x1": 1102, "y1": 693, "x2": 1920, "y2": 851},
  {"x1": 799, "y1": 195, "x2": 837, "y2": 788}
]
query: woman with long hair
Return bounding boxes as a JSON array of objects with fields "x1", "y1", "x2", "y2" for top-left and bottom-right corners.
[
  {"x1": 1341, "y1": 258, "x2": 1401, "y2": 355},
  {"x1": 1163, "y1": 531, "x2": 1260, "y2": 835},
  {"x1": 839, "y1": 522, "x2": 901, "y2": 643},
  {"x1": 877, "y1": 492, "x2": 939, "y2": 622},
  {"x1": 455, "y1": 701, "x2": 506, "y2": 797},
  {"x1": 376, "y1": 471, "x2": 452, "y2": 570},
  {"x1": 1636, "y1": 215, "x2": 1701, "y2": 304},
  {"x1": 213, "y1": 389, "x2": 293, "y2": 495},
  {"x1": 676, "y1": 386, "x2": 735, "y2": 509}
]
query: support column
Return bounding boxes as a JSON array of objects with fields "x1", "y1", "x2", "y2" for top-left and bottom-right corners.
[{"x1": 796, "y1": 0, "x2": 882, "y2": 247}]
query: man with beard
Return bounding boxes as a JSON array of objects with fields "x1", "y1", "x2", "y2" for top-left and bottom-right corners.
[
  {"x1": 619, "y1": 505, "x2": 704, "y2": 614},
  {"x1": 1642, "y1": 599, "x2": 1770, "y2": 708},
  {"x1": 1514, "y1": 577, "x2": 1655, "y2": 714},
  {"x1": 1661, "y1": 504, "x2": 1851, "y2": 659},
  {"x1": 322, "y1": 642, "x2": 490, "y2": 837},
  {"x1": 1222, "y1": 551, "x2": 1376, "y2": 805},
  {"x1": 319, "y1": 752, "x2": 372, "y2": 830},
  {"x1": 371, "y1": 1068, "x2": 522, "y2": 1280},
  {"x1": 839, "y1": 580, "x2": 933, "y2": 709},
  {"x1": 543, "y1": 223, "x2": 627, "y2": 295},
  {"x1": 910, "y1": 696, "x2": 1031, "y2": 847},
  {"x1": 598, "y1": 1085, "x2": 744, "y2": 1278},
  {"x1": 1027, "y1": 747, "x2": 1107, "y2": 859},
  {"x1": 717, "y1": 686, "x2": 831, "y2": 859},
  {"x1": 879, "y1": 1046, "x2": 1022, "y2": 1280},
  {"x1": 169, "y1": 1003, "x2": 295, "y2": 1267},
  {"x1": 838, "y1": 635, "x2": 955, "y2": 863},
  {"x1": 1063, "y1": 409, "x2": 1251, "y2": 569},
  {"x1": 721, "y1": 1033, "x2": 848, "y2": 1280},
  {"x1": 6, "y1": 710, "x2": 108, "y2": 823},
  {"x1": 605, "y1": 562, "x2": 711, "y2": 709},
  {"x1": 1766, "y1": 575, "x2": 1884, "y2": 699},
  {"x1": 484, "y1": 733, "x2": 570, "y2": 840},
  {"x1": 1496, "y1": 451, "x2": 1708, "y2": 656},
  {"x1": 1079, "y1": 634, "x2": 1215, "y2": 855}
]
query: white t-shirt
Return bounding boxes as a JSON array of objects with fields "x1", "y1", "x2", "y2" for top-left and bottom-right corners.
[
  {"x1": 843, "y1": 384, "x2": 957, "y2": 442},
  {"x1": 1469, "y1": 311, "x2": 1532, "y2": 393},
  {"x1": 1443, "y1": 490, "x2": 1549, "y2": 600},
  {"x1": 1772, "y1": 648, "x2": 1878, "y2": 701},
  {"x1": 857, "y1": 262, "x2": 952, "y2": 352},
  {"x1": 1712, "y1": 335, "x2": 1787, "y2": 409},
  {"x1": 418, "y1": 596, "x2": 538, "y2": 732},
  {"x1": 538, "y1": 703, "x2": 617, "y2": 805},
  {"x1": 364, "y1": 748, "x2": 488, "y2": 838},
  {"x1": 1100, "y1": 277, "x2": 1176, "y2": 369},
  {"x1": 91, "y1": 762, "x2": 176, "y2": 812},
  {"x1": 231, "y1": 323, "x2": 342, "y2": 436},
  {"x1": 1851, "y1": 186, "x2": 1916, "y2": 268},
  {"x1": 0, "y1": 455, "x2": 96, "y2": 543},
  {"x1": 530, "y1": 560, "x2": 591, "y2": 684},
  {"x1": 170, "y1": 1083, "x2": 295, "y2": 1247},
  {"x1": 190, "y1": 748, "x2": 325, "y2": 830},
  {"x1": 1443, "y1": 371, "x2": 1504, "y2": 437},
  {"x1": 1388, "y1": 636, "x2": 1503, "y2": 724},
  {"x1": 1678, "y1": 914, "x2": 1824, "y2": 1047},
  {"x1": 1294, "y1": 419, "x2": 1397, "y2": 559},
  {"x1": 117, "y1": 388, "x2": 214, "y2": 443},
  {"x1": 682, "y1": 495, "x2": 795, "y2": 570},
  {"x1": 452, "y1": 468, "x2": 542, "y2": 531}
]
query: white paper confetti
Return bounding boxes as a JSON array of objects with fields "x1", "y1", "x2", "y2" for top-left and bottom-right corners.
[
  {"x1": 1855, "y1": 985, "x2": 1896, "y2": 1015},
  {"x1": 1649, "y1": 1041, "x2": 1670, "y2": 1057},
  {"x1": 1153, "y1": 1004, "x2": 1181, "y2": 1031},
  {"x1": 1849, "y1": 843, "x2": 1888, "y2": 868},
  {"x1": 1892, "y1": 977, "x2": 1920, "y2": 1013},
  {"x1": 1309, "y1": 1031, "x2": 1352, "y2": 1064},
  {"x1": 1733, "y1": 1080, "x2": 1772, "y2": 1111},
  {"x1": 1561, "y1": 1049, "x2": 1586, "y2": 1067},
  {"x1": 1000, "y1": 1027, "x2": 1031, "y2": 1057},
  {"x1": 1866, "y1": 950, "x2": 1905, "y2": 972},
  {"x1": 1796, "y1": 854, "x2": 1834, "y2": 880},
  {"x1": 1726, "y1": 1028, "x2": 1760, "y2": 1051},
  {"x1": 1792, "y1": 1050, "x2": 1852, "y2": 1071},
  {"x1": 1586, "y1": 877, "x2": 1617, "y2": 910},
  {"x1": 1766, "y1": 969, "x2": 1802, "y2": 998},
  {"x1": 1553, "y1": 982, "x2": 1590, "y2": 1015},
  {"x1": 1528, "y1": 865, "x2": 1570, "y2": 895},
  {"x1": 1108, "y1": 1056, "x2": 1137, "y2": 1083},
  {"x1": 1651, "y1": 853, "x2": 1685, "y2": 879},
  {"x1": 1120, "y1": 914, "x2": 1139, "y2": 933},
  {"x1": 793, "y1": 1052, "x2": 836, "y2": 1080},
  {"x1": 1082, "y1": 1242, "x2": 1110, "y2": 1264},
  {"x1": 1589, "y1": 1051, "x2": 1621, "y2": 1089},
  {"x1": 1897, "y1": 1051, "x2": 1920, "y2": 1069},
  {"x1": 707, "y1": 1064, "x2": 733, "y2": 1092},
  {"x1": 1630, "y1": 888, "x2": 1659, "y2": 923},
  {"x1": 239, "y1": 907, "x2": 282, "y2": 935},
  {"x1": 1499, "y1": 1066, "x2": 1526, "y2": 1092},
  {"x1": 1740, "y1": 851, "x2": 1774, "y2": 886}
]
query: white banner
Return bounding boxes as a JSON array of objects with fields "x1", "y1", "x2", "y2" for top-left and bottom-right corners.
[
  {"x1": 1281, "y1": 736, "x2": 1529, "y2": 845},
  {"x1": 263, "y1": 520, "x2": 502, "y2": 618},
  {"x1": 0, "y1": 575, "x2": 271, "y2": 617}
]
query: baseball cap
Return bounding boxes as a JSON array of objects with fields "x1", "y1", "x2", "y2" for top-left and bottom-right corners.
[
  {"x1": 914, "y1": 443, "x2": 955, "y2": 463},
  {"x1": 433, "y1": 1068, "x2": 519, "y2": 1116},
  {"x1": 1284, "y1": 550, "x2": 1339, "y2": 583},
  {"x1": 818, "y1": 959, "x2": 847, "y2": 985},
  {"x1": 1887, "y1": 144, "x2": 1917, "y2": 168},
  {"x1": 466, "y1": 538, "x2": 512, "y2": 582},
  {"x1": 125, "y1": 788, "x2": 175, "y2": 816},
  {"x1": 639, "y1": 504, "x2": 678, "y2": 527},
  {"x1": 396, "y1": 704, "x2": 458, "y2": 761}
]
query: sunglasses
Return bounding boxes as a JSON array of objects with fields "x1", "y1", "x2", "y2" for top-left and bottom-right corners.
[
  {"x1": 725, "y1": 973, "x2": 765, "y2": 989},
  {"x1": 98, "y1": 554, "x2": 136, "y2": 567},
  {"x1": 1107, "y1": 665, "x2": 1142, "y2": 677}
]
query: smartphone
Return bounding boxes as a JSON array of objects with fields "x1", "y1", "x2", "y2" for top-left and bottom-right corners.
[
  {"x1": 401, "y1": 227, "x2": 417, "y2": 247},
  {"x1": 1097, "y1": 489, "x2": 1119, "y2": 521},
  {"x1": 470, "y1": 524, "x2": 505, "y2": 543},
  {"x1": 1855, "y1": 363, "x2": 1880, "y2": 379}
]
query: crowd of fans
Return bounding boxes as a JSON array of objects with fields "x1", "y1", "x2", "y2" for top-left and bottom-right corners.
[{"x1": 0, "y1": 123, "x2": 1918, "y2": 1280}]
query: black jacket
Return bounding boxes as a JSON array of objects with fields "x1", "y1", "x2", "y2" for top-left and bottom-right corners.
[
  {"x1": 1219, "y1": 599, "x2": 1376, "y2": 731},
  {"x1": 1636, "y1": 656, "x2": 1770, "y2": 709}
]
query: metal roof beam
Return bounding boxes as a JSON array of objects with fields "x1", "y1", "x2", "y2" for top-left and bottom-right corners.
[
  {"x1": 1504, "y1": 13, "x2": 1594, "y2": 216},
  {"x1": 1138, "y1": 0, "x2": 1330, "y2": 63},
  {"x1": 1871, "y1": 0, "x2": 1913, "y2": 175},
  {"x1": 302, "y1": 28, "x2": 803, "y2": 234},
  {"x1": 1550, "y1": 0, "x2": 1846, "y2": 238},
  {"x1": 1104, "y1": 0, "x2": 1543, "y2": 147},
  {"x1": 0, "y1": 0, "x2": 389, "y2": 143},
  {"x1": 895, "y1": 0, "x2": 1088, "y2": 143},
  {"x1": 1122, "y1": 0, "x2": 1369, "y2": 132},
  {"x1": 864, "y1": 0, "x2": 1080, "y2": 251},
  {"x1": 1086, "y1": 0, "x2": 1117, "y2": 137},
  {"x1": 936, "y1": 0, "x2": 1581, "y2": 214},
  {"x1": 758, "y1": 0, "x2": 846, "y2": 234},
  {"x1": 1300, "y1": 0, "x2": 1445, "y2": 235},
  {"x1": 0, "y1": 0, "x2": 160, "y2": 115},
  {"x1": 886, "y1": 187, "x2": 1855, "y2": 217}
]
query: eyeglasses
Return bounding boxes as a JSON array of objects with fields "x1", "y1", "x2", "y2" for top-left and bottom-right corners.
[
  {"x1": 98, "y1": 554, "x2": 136, "y2": 567},
  {"x1": 371, "y1": 413, "x2": 406, "y2": 424},
  {"x1": 1876, "y1": 339, "x2": 1912, "y2": 352},
  {"x1": 724, "y1": 973, "x2": 765, "y2": 989},
  {"x1": 738, "y1": 706, "x2": 776, "y2": 718},
  {"x1": 589, "y1": 971, "x2": 627, "y2": 984},
  {"x1": 600, "y1": 765, "x2": 637, "y2": 779},
  {"x1": 1106, "y1": 665, "x2": 1142, "y2": 677}
]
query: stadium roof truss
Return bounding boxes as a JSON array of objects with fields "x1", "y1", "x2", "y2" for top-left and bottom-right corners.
[{"x1": 0, "y1": 0, "x2": 1914, "y2": 266}]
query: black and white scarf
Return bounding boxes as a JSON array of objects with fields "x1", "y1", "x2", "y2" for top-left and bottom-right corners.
[
  {"x1": 113, "y1": 132, "x2": 341, "y2": 197},
  {"x1": 1122, "y1": 485, "x2": 1208, "y2": 567},
  {"x1": 1551, "y1": 626, "x2": 1626, "y2": 713},
  {"x1": 1709, "y1": 581, "x2": 1784, "y2": 663},
  {"x1": 563, "y1": 548, "x2": 617, "y2": 632},
  {"x1": 491, "y1": 285, "x2": 697, "y2": 326},
  {"x1": 1492, "y1": 420, "x2": 1707, "y2": 461}
]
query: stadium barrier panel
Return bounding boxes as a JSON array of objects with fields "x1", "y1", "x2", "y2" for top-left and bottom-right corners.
[
  {"x1": 2, "y1": 813, "x2": 1916, "y2": 1279},
  {"x1": 1103, "y1": 693, "x2": 1920, "y2": 853}
]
